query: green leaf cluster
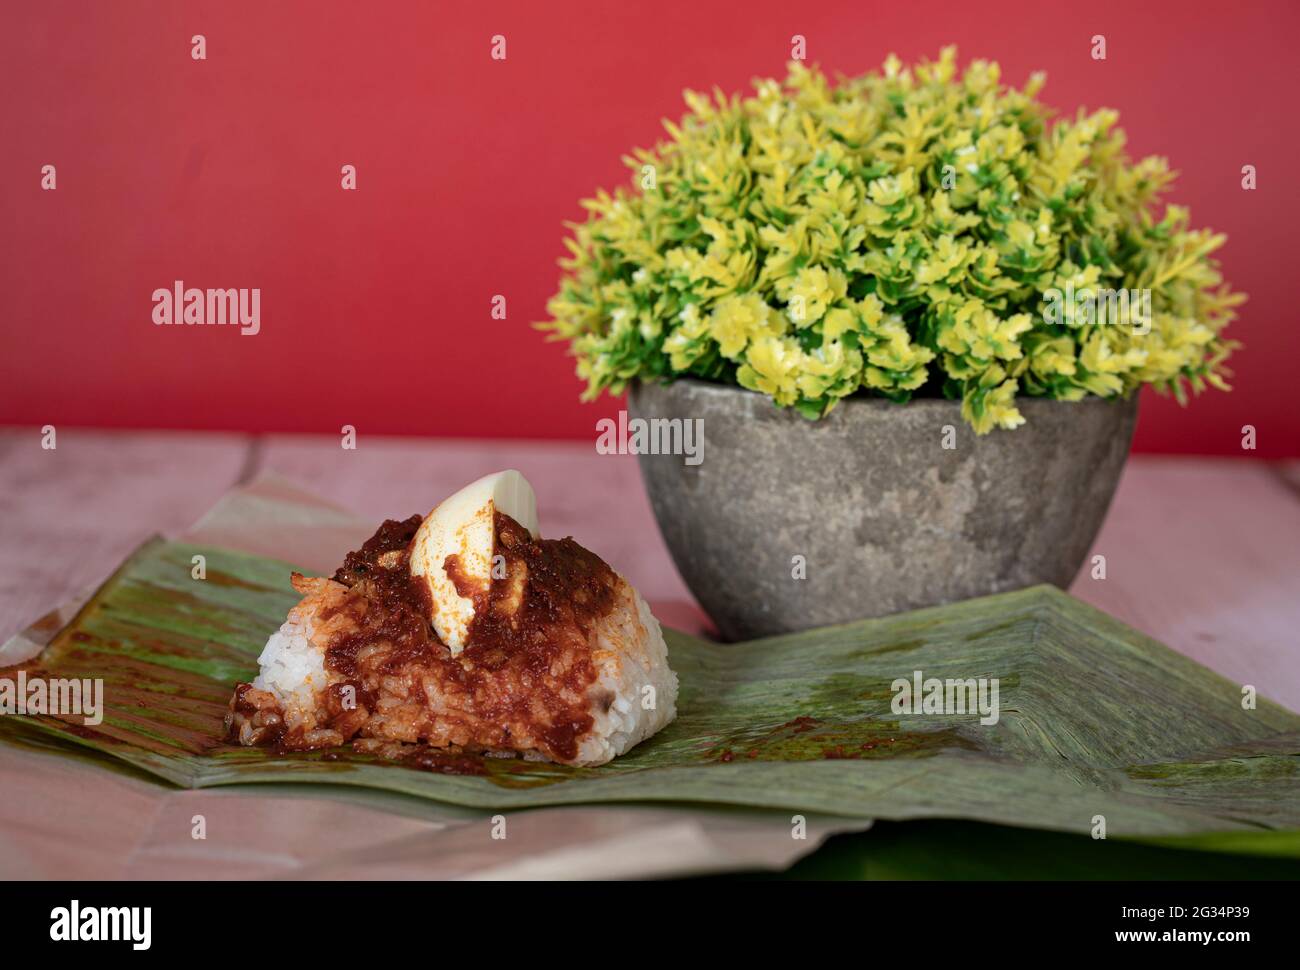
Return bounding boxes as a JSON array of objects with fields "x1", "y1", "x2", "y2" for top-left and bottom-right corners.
[{"x1": 539, "y1": 49, "x2": 1242, "y2": 432}]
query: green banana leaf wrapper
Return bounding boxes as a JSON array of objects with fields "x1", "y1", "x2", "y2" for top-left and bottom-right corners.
[{"x1": 2, "y1": 538, "x2": 1297, "y2": 858}]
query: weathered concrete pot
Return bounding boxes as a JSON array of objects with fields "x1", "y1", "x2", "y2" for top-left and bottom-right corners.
[{"x1": 629, "y1": 378, "x2": 1138, "y2": 640}]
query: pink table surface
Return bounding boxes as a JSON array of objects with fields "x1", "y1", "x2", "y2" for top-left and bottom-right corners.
[{"x1": 1, "y1": 428, "x2": 1298, "y2": 878}]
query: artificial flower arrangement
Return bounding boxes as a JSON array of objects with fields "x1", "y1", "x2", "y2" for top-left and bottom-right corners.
[{"x1": 540, "y1": 48, "x2": 1242, "y2": 433}]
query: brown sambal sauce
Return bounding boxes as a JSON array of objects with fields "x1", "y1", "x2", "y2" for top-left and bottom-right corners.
[{"x1": 233, "y1": 510, "x2": 619, "y2": 764}]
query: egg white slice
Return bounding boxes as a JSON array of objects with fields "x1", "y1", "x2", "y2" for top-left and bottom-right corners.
[{"x1": 409, "y1": 469, "x2": 539, "y2": 655}]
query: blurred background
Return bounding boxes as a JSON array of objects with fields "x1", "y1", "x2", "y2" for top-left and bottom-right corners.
[{"x1": 1, "y1": 0, "x2": 1295, "y2": 456}]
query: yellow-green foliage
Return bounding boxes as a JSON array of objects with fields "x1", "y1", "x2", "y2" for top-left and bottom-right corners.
[{"x1": 540, "y1": 48, "x2": 1242, "y2": 432}]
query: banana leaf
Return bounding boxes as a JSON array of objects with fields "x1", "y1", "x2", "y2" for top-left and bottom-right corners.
[
  {"x1": 747, "y1": 821, "x2": 1300, "y2": 880},
  {"x1": 2, "y1": 537, "x2": 1297, "y2": 853}
]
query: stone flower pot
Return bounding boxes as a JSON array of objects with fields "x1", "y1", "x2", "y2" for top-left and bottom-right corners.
[{"x1": 629, "y1": 378, "x2": 1138, "y2": 641}]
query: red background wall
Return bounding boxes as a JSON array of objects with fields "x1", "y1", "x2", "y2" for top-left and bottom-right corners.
[{"x1": 2, "y1": 0, "x2": 1295, "y2": 456}]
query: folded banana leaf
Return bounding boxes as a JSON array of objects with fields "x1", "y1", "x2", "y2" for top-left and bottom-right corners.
[
  {"x1": 757, "y1": 820, "x2": 1300, "y2": 880},
  {"x1": 2, "y1": 538, "x2": 1297, "y2": 854}
]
